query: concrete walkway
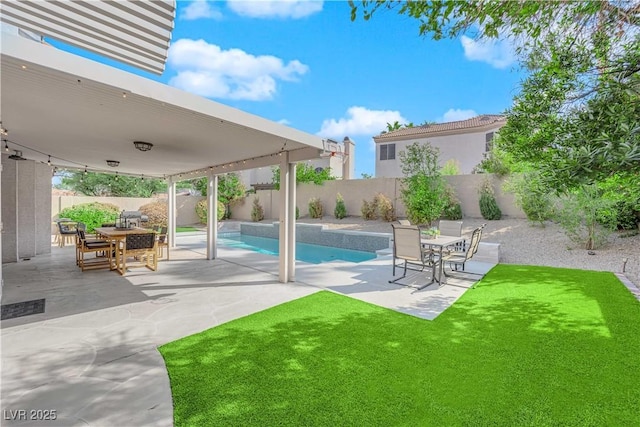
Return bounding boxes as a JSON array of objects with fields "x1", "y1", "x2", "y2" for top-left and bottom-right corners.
[{"x1": 1, "y1": 232, "x2": 493, "y2": 426}]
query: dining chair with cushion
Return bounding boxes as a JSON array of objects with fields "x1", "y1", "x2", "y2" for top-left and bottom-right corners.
[
  {"x1": 56, "y1": 220, "x2": 78, "y2": 247},
  {"x1": 76, "y1": 229, "x2": 113, "y2": 271},
  {"x1": 116, "y1": 233, "x2": 158, "y2": 275},
  {"x1": 389, "y1": 224, "x2": 436, "y2": 289}
]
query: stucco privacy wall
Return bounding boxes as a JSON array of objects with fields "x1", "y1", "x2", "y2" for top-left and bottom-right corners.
[
  {"x1": 231, "y1": 174, "x2": 524, "y2": 220},
  {"x1": 51, "y1": 195, "x2": 201, "y2": 228},
  {"x1": 2, "y1": 157, "x2": 52, "y2": 262}
]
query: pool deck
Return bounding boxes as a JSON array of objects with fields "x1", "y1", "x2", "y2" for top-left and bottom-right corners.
[{"x1": 0, "y1": 231, "x2": 493, "y2": 426}]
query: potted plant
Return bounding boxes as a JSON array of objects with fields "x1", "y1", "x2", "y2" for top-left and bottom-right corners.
[{"x1": 421, "y1": 226, "x2": 440, "y2": 240}]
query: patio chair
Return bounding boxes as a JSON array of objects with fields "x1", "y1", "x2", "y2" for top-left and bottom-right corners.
[
  {"x1": 116, "y1": 233, "x2": 158, "y2": 275},
  {"x1": 441, "y1": 224, "x2": 485, "y2": 277},
  {"x1": 389, "y1": 224, "x2": 436, "y2": 289},
  {"x1": 75, "y1": 227, "x2": 111, "y2": 265},
  {"x1": 156, "y1": 226, "x2": 168, "y2": 259},
  {"x1": 56, "y1": 220, "x2": 77, "y2": 247},
  {"x1": 438, "y1": 220, "x2": 465, "y2": 269},
  {"x1": 76, "y1": 229, "x2": 113, "y2": 271}
]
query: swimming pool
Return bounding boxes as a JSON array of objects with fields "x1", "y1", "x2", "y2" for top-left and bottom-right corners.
[{"x1": 218, "y1": 234, "x2": 377, "y2": 264}]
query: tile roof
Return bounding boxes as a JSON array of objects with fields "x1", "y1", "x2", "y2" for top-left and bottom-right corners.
[{"x1": 374, "y1": 114, "x2": 506, "y2": 141}]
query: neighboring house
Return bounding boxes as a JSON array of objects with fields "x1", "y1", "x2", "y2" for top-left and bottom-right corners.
[
  {"x1": 238, "y1": 137, "x2": 355, "y2": 189},
  {"x1": 373, "y1": 115, "x2": 506, "y2": 177}
]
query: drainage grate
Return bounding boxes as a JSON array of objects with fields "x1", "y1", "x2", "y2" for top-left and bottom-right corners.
[{"x1": 1, "y1": 299, "x2": 46, "y2": 320}]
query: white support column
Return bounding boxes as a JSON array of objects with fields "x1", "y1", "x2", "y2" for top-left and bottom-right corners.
[
  {"x1": 278, "y1": 152, "x2": 291, "y2": 283},
  {"x1": 287, "y1": 161, "x2": 296, "y2": 281},
  {"x1": 206, "y1": 172, "x2": 218, "y2": 260},
  {"x1": 167, "y1": 177, "x2": 177, "y2": 260}
]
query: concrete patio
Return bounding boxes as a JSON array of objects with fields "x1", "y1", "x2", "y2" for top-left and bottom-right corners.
[{"x1": 1, "y1": 232, "x2": 493, "y2": 426}]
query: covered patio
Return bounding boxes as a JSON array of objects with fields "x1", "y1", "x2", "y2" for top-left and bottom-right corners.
[{"x1": 1, "y1": 30, "x2": 324, "y2": 284}]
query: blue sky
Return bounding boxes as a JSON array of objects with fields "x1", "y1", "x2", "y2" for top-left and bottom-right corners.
[{"x1": 47, "y1": 0, "x2": 525, "y2": 178}]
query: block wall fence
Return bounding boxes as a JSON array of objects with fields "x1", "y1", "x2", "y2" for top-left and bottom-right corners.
[{"x1": 51, "y1": 174, "x2": 525, "y2": 229}]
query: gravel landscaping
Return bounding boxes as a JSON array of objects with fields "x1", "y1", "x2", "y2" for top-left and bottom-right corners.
[{"x1": 293, "y1": 217, "x2": 640, "y2": 287}]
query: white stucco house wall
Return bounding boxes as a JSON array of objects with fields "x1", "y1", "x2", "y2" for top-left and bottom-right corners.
[{"x1": 373, "y1": 115, "x2": 506, "y2": 177}]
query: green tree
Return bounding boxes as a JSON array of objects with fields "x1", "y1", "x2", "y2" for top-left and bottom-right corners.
[
  {"x1": 350, "y1": 0, "x2": 640, "y2": 190},
  {"x1": 399, "y1": 142, "x2": 447, "y2": 225},
  {"x1": 271, "y1": 163, "x2": 335, "y2": 190},
  {"x1": 58, "y1": 171, "x2": 166, "y2": 197},
  {"x1": 195, "y1": 173, "x2": 246, "y2": 219}
]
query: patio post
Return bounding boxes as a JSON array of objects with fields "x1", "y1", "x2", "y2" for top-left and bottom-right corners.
[
  {"x1": 287, "y1": 160, "x2": 296, "y2": 281},
  {"x1": 206, "y1": 172, "x2": 218, "y2": 260},
  {"x1": 167, "y1": 176, "x2": 177, "y2": 260},
  {"x1": 279, "y1": 151, "x2": 292, "y2": 283}
]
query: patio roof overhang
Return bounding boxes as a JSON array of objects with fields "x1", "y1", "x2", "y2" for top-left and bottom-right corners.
[{"x1": 0, "y1": 33, "x2": 325, "y2": 179}]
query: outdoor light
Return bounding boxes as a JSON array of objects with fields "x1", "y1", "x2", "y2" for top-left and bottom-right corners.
[
  {"x1": 47, "y1": 155, "x2": 51, "y2": 166},
  {"x1": 133, "y1": 141, "x2": 153, "y2": 152},
  {"x1": 3, "y1": 139, "x2": 8, "y2": 152},
  {"x1": 106, "y1": 160, "x2": 120, "y2": 167}
]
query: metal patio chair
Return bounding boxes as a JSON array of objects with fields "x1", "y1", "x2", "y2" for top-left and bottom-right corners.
[{"x1": 389, "y1": 224, "x2": 436, "y2": 289}]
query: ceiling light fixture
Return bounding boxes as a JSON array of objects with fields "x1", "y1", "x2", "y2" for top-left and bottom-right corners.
[
  {"x1": 133, "y1": 141, "x2": 153, "y2": 152},
  {"x1": 106, "y1": 160, "x2": 120, "y2": 167}
]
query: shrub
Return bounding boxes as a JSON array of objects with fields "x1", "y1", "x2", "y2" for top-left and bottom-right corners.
[
  {"x1": 138, "y1": 200, "x2": 167, "y2": 228},
  {"x1": 195, "y1": 199, "x2": 225, "y2": 224},
  {"x1": 596, "y1": 172, "x2": 640, "y2": 230},
  {"x1": 478, "y1": 178, "x2": 502, "y2": 220},
  {"x1": 334, "y1": 193, "x2": 347, "y2": 219},
  {"x1": 296, "y1": 206, "x2": 300, "y2": 220},
  {"x1": 555, "y1": 184, "x2": 618, "y2": 250},
  {"x1": 308, "y1": 197, "x2": 323, "y2": 219},
  {"x1": 440, "y1": 159, "x2": 461, "y2": 176},
  {"x1": 361, "y1": 199, "x2": 377, "y2": 220},
  {"x1": 399, "y1": 142, "x2": 447, "y2": 226},
  {"x1": 374, "y1": 193, "x2": 396, "y2": 222},
  {"x1": 505, "y1": 172, "x2": 554, "y2": 225},
  {"x1": 59, "y1": 202, "x2": 120, "y2": 233},
  {"x1": 251, "y1": 198, "x2": 265, "y2": 222},
  {"x1": 442, "y1": 186, "x2": 463, "y2": 220}
]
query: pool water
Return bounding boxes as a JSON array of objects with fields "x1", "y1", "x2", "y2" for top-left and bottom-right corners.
[{"x1": 218, "y1": 234, "x2": 377, "y2": 264}]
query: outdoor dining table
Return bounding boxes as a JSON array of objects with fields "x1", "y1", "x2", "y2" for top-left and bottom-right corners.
[
  {"x1": 420, "y1": 234, "x2": 467, "y2": 288},
  {"x1": 94, "y1": 227, "x2": 157, "y2": 273}
]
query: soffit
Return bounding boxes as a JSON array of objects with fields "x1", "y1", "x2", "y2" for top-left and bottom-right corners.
[{"x1": 1, "y1": 34, "x2": 324, "y2": 179}]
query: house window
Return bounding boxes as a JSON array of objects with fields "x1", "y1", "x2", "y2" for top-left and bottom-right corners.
[
  {"x1": 485, "y1": 132, "x2": 494, "y2": 152},
  {"x1": 380, "y1": 143, "x2": 396, "y2": 160}
]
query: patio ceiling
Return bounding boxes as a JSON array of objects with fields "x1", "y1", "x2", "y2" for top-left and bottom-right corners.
[{"x1": 0, "y1": 33, "x2": 324, "y2": 179}]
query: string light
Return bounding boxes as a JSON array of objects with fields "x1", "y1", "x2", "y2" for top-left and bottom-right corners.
[
  {"x1": 47, "y1": 155, "x2": 51, "y2": 166},
  {"x1": 141, "y1": 174, "x2": 145, "y2": 181},
  {"x1": 84, "y1": 166, "x2": 88, "y2": 175},
  {"x1": 3, "y1": 139, "x2": 8, "y2": 152},
  {"x1": 115, "y1": 172, "x2": 119, "y2": 181}
]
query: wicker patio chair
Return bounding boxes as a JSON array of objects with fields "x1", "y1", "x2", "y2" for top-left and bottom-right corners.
[
  {"x1": 76, "y1": 229, "x2": 113, "y2": 271},
  {"x1": 56, "y1": 220, "x2": 77, "y2": 247},
  {"x1": 389, "y1": 224, "x2": 436, "y2": 289},
  {"x1": 116, "y1": 233, "x2": 158, "y2": 275}
]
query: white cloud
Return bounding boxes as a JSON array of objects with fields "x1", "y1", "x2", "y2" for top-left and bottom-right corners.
[
  {"x1": 180, "y1": 1, "x2": 223, "y2": 21},
  {"x1": 227, "y1": 0, "x2": 323, "y2": 19},
  {"x1": 318, "y1": 106, "x2": 407, "y2": 151},
  {"x1": 438, "y1": 108, "x2": 478, "y2": 123},
  {"x1": 460, "y1": 35, "x2": 516, "y2": 69},
  {"x1": 167, "y1": 39, "x2": 308, "y2": 101}
]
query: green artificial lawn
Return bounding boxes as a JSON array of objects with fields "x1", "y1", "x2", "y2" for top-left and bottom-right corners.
[
  {"x1": 176, "y1": 226, "x2": 200, "y2": 233},
  {"x1": 159, "y1": 265, "x2": 640, "y2": 426}
]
